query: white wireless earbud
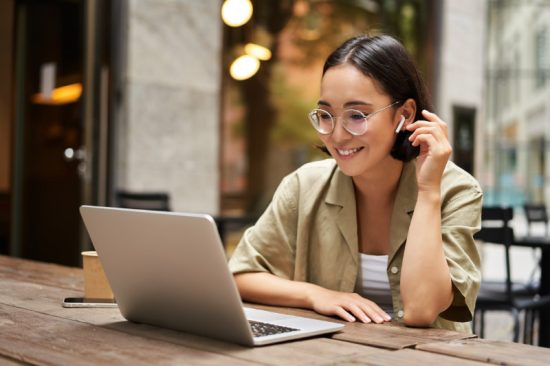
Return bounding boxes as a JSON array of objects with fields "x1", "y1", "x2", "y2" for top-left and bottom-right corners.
[{"x1": 395, "y1": 115, "x2": 406, "y2": 134}]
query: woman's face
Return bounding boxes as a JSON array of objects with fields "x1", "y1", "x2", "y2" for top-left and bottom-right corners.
[{"x1": 318, "y1": 64, "x2": 401, "y2": 178}]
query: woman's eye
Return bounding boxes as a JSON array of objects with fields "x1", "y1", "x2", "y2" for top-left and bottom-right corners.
[{"x1": 349, "y1": 113, "x2": 365, "y2": 121}]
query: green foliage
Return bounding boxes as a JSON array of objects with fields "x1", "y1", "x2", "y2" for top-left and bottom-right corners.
[
  {"x1": 284, "y1": 0, "x2": 380, "y2": 68},
  {"x1": 270, "y1": 65, "x2": 317, "y2": 145}
]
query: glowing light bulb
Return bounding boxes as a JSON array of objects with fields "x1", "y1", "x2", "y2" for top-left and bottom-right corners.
[
  {"x1": 64, "y1": 148, "x2": 75, "y2": 160},
  {"x1": 32, "y1": 83, "x2": 83, "y2": 105},
  {"x1": 244, "y1": 43, "x2": 272, "y2": 61},
  {"x1": 230, "y1": 55, "x2": 260, "y2": 80},
  {"x1": 221, "y1": 0, "x2": 253, "y2": 27}
]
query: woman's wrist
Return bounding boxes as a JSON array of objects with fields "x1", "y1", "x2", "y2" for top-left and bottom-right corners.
[
  {"x1": 302, "y1": 282, "x2": 326, "y2": 309},
  {"x1": 416, "y1": 188, "x2": 441, "y2": 204}
]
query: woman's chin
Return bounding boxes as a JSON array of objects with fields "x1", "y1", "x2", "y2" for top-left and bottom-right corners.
[{"x1": 334, "y1": 162, "x2": 365, "y2": 177}]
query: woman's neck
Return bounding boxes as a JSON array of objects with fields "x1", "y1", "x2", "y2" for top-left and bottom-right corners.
[
  {"x1": 353, "y1": 157, "x2": 404, "y2": 255},
  {"x1": 352, "y1": 157, "x2": 404, "y2": 203}
]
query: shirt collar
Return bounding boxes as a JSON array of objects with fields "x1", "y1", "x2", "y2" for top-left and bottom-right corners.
[
  {"x1": 324, "y1": 160, "x2": 418, "y2": 264},
  {"x1": 325, "y1": 165, "x2": 359, "y2": 264}
]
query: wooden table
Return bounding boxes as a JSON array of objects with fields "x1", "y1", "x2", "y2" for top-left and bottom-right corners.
[{"x1": 2, "y1": 255, "x2": 550, "y2": 365}]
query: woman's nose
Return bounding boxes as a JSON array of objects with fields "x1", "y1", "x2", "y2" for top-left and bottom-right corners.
[{"x1": 330, "y1": 116, "x2": 353, "y2": 143}]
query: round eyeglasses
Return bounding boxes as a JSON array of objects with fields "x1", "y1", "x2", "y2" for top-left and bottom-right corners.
[{"x1": 308, "y1": 101, "x2": 400, "y2": 136}]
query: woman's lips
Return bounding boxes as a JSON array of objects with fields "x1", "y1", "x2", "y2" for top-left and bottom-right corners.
[{"x1": 335, "y1": 147, "x2": 364, "y2": 159}]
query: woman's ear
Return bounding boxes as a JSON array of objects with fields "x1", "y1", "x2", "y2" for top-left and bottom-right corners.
[
  {"x1": 391, "y1": 98, "x2": 420, "y2": 161},
  {"x1": 401, "y1": 98, "x2": 417, "y2": 126}
]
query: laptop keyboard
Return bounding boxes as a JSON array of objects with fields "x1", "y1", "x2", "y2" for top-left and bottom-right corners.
[{"x1": 248, "y1": 320, "x2": 299, "y2": 337}]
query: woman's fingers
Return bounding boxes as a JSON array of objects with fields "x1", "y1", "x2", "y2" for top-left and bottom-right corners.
[
  {"x1": 333, "y1": 301, "x2": 387, "y2": 324},
  {"x1": 405, "y1": 111, "x2": 451, "y2": 155},
  {"x1": 334, "y1": 306, "x2": 356, "y2": 322},
  {"x1": 373, "y1": 304, "x2": 392, "y2": 322},
  {"x1": 421, "y1": 110, "x2": 448, "y2": 135},
  {"x1": 407, "y1": 126, "x2": 444, "y2": 143},
  {"x1": 345, "y1": 303, "x2": 371, "y2": 323},
  {"x1": 406, "y1": 120, "x2": 446, "y2": 136},
  {"x1": 421, "y1": 109, "x2": 444, "y2": 124},
  {"x1": 310, "y1": 288, "x2": 391, "y2": 323},
  {"x1": 350, "y1": 295, "x2": 391, "y2": 323},
  {"x1": 410, "y1": 133, "x2": 437, "y2": 148},
  {"x1": 356, "y1": 301, "x2": 389, "y2": 323},
  {"x1": 368, "y1": 300, "x2": 392, "y2": 322}
]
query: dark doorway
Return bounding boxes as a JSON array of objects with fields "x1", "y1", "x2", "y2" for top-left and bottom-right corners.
[
  {"x1": 12, "y1": 0, "x2": 112, "y2": 266},
  {"x1": 12, "y1": 0, "x2": 84, "y2": 266},
  {"x1": 453, "y1": 106, "x2": 476, "y2": 175}
]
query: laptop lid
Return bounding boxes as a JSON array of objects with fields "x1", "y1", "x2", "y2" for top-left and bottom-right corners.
[
  {"x1": 79, "y1": 206, "x2": 344, "y2": 346},
  {"x1": 80, "y1": 205, "x2": 254, "y2": 345}
]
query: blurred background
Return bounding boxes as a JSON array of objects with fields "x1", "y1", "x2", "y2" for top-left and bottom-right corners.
[{"x1": 0, "y1": 0, "x2": 549, "y2": 342}]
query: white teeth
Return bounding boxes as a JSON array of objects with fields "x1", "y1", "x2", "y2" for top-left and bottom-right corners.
[{"x1": 337, "y1": 147, "x2": 362, "y2": 156}]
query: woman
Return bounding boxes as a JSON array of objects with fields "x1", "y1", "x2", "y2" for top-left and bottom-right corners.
[{"x1": 228, "y1": 35, "x2": 482, "y2": 333}]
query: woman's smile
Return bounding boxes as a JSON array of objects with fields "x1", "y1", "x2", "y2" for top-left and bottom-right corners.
[{"x1": 334, "y1": 146, "x2": 365, "y2": 159}]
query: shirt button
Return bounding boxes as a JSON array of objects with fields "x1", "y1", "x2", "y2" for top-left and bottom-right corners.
[
  {"x1": 390, "y1": 266, "x2": 399, "y2": 274},
  {"x1": 397, "y1": 310, "x2": 404, "y2": 318}
]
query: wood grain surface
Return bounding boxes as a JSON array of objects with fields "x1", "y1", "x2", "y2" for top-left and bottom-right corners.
[{"x1": 3, "y1": 255, "x2": 549, "y2": 365}]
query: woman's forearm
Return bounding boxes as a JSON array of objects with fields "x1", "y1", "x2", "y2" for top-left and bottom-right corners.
[
  {"x1": 234, "y1": 272, "x2": 321, "y2": 309},
  {"x1": 400, "y1": 190, "x2": 453, "y2": 326},
  {"x1": 235, "y1": 272, "x2": 393, "y2": 323}
]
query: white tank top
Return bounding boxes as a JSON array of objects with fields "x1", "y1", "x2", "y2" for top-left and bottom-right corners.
[{"x1": 356, "y1": 253, "x2": 393, "y2": 315}]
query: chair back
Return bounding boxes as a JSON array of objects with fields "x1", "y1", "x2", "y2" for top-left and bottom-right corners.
[
  {"x1": 474, "y1": 206, "x2": 514, "y2": 301},
  {"x1": 115, "y1": 191, "x2": 171, "y2": 211},
  {"x1": 523, "y1": 204, "x2": 548, "y2": 237},
  {"x1": 479, "y1": 206, "x2": 514, "y2": 221}
]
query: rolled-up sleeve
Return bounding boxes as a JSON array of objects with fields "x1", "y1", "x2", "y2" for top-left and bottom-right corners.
[
  {"x1": 228, "y1": 174, "x2": 299, "y2": 279},
  {"x1": 439, "y1": 185, "x2": 483, "y2": 322}
]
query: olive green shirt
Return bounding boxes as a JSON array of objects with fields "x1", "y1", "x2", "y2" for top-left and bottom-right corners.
[{"x1": 228, "y1": 159, "x2": 482, "y2": 333}]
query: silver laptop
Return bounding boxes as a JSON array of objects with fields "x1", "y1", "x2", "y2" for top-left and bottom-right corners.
[{"x1": 79, "y1": 206, "x2": 344, "y2": 346}]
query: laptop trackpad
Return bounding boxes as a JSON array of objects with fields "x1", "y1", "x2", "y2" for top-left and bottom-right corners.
[
  {"x1": 243, "y1": 307, "x2": 337, "y2": 331},
  {"x1": 243, "y1": 307, "x2": 289, "y2": 322}
]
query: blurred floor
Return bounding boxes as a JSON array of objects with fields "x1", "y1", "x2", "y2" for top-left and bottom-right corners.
[{"x1": 482, "y1": 311, "x2": 540, "y2": 345}]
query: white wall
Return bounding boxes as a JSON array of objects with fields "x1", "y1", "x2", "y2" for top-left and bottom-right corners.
[
  {"x1": 437, "y1": 0, "x2": 487, "y2": 180},
  {"x1": 115, "y1": 0, "x2": 222, "y2": 214}
]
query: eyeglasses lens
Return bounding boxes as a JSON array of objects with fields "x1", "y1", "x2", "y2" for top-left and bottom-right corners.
[{"x1": 309, "y1": 110, "x2": 333, "y2": 134}]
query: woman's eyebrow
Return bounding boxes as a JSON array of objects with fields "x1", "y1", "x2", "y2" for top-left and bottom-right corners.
[
  {"x1": 317, "y1": 100, "x2": 373, "y2": 107},
  {"x1": 344, "y1": 100, "x2": 373, "y2": 107}
]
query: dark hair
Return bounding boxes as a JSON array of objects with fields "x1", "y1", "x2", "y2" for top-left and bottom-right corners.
[{"x1": 318, "y1": 35, "x2": 433, "y2": 162}]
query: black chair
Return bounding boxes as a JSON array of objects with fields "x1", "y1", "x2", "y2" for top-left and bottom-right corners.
[
  {"x1": 473, "y1": 207, "x2": 550, "y2": 344},
  {"x1": 115, "y1": 190, "x2": 171, "y2": 211},
  {"x1": 524, "y1": 204, "x2": 548, "y2": 237},
  {"x1": 523, "y1": 204, "x2": 547, "y2": 292}
]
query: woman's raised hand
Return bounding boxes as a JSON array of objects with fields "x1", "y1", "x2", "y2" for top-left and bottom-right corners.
[{"x1": 406, "y1": 110, "x2": 452, "y2": 192}]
